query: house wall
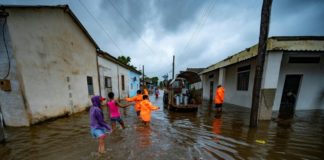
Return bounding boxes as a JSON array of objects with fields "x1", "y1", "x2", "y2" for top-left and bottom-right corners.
[
  {"x1": 98, "y1": 56, "x2": 129, "y2": 99},
  {"x1": 0, "y1": 18, "x2": 30, "y2": 126},
  {"x1": 223, "y1": 59, "x2": 257, "y2": 108},
  {"x1": 118, "y1": 66, "x2": 129, "y2": 98},
  {"x1": 259, "y1": 51, "x2": 283, "y2": 120},
  {"x1": 4, "y1": 8, "x2": 99, "y2": 125},
  {"x1": 273, "y1": 52, "x2": 324, "y2": 110},
  {"x1": 202, "y1": 70, "x2": 219, "y2": 100},
  {"x1": 128, "y1": 71, "x2": 140, "y2": 97},
  {"x1": 98, "y1": 57, "x2": 118, "y2": 99}
]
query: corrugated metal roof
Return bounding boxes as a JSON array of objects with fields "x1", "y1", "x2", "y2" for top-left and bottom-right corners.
[
  {"x1": 200, "y1": 36, "x2": 324, "y2": 75},
  {"x1": 186, "y1": 68, "x2": 205, "y2": 73},
  {"x1": 177, "y1": 71, "x2": 201, "y2": 84}
]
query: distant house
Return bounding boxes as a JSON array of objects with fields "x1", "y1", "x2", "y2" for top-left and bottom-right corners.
[
  {"x1": 128, "y1": 70, "x2": 141, "y2": 97},
  {"x1": 97, "y1": 51, "x2": 141, "y2": 99},
  {"x1": 0, "y1": 5, "x2": 101, "y2": 126},
  {"x1": 200, "y1": 36, "x2": 324, "y2": 120}
]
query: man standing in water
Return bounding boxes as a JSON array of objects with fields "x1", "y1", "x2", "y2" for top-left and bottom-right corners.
[
  {"x1": 214, "y1": 85, "x2": 225, "y2": 113},
  {"x1": 125, "y1": 90, "x2": 143, "y2": 117}
]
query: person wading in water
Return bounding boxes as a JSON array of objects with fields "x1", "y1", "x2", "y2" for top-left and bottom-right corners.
[{"x1": 214, "y1": 85, "x2": 225, "y2": 113}]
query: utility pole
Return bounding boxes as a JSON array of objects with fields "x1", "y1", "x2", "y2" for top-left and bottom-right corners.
[
  {"x1": 0, "y1": 106, "x2": 5, "y2": 142},
  {"x1": 0, "y1": 119, "x2": 4, "y2": 143},
  {"x1": 142, "y1": 65, "x2": 145, "y2": 87},
  {"x1": 172, "y1": 55, "x2": 175, "y2": 79},
  {"x1": 250, "y1": 0, "x2": 273, "y2": 128}
]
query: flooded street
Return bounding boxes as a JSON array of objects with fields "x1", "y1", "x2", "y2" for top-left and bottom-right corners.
[{"x1": 1, "y1": 91, "x2": 324, "y2": 160}]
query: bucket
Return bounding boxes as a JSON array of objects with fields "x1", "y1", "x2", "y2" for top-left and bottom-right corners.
[
  {"x1": 175, "y1": 96, "x2": 180, "y2": 105},
  {"x1": 179, "y1": 94, "x2": 183, "y2": 104},
  {"x1": 184, "y1": 96, "x2": 188, "y2": 105}
]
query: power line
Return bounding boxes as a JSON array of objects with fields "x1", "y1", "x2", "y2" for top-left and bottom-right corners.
[
  {"x1": 107, "y1": 0, "x2": 156, "y2": 55},
  {"x1": 181, "y1": 0, "x2": 217, "y2": 55},
  {"x1": 1, "y1": 17, "x2": 10, "y2": 79},
  {"x1": 78, "y1": 0, "x2": 125, "y2": 55}
]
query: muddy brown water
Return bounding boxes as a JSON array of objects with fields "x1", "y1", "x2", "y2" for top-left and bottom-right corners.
[{"x1": 1, "y1": 92, "x2": 324, "y2": 160}]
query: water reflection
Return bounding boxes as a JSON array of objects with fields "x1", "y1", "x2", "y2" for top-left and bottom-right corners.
[
  {"x1": 213, "y1": 114, "x2": 222, "y2": 135},
  {"x1": 0, "y1": 91, "x2": 324, "y2": 160},
  {"x1": 136, "y1": 125, "x2": 152, "y2": 148}
]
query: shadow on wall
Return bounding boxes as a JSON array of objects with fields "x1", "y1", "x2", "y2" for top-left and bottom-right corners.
[{"x1": 316, "y1": 88, "x2": 324, "y2": 108}]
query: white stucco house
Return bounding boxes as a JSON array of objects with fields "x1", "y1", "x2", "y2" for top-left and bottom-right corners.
[
  {"x1": 200, "y1": 36, "x2": 324, "y2": 120},
  {"x1": 128, "y1": 69, "x2": 141, "y2": 98},
  {"x1": 97, "y1": 51, "x2": 141, "y2": 99},
  {"x1": 0, "y1": 5, "x2": 102, "y2": 126}
]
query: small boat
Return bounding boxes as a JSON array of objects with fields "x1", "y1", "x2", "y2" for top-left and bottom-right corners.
[{"x1": 163, "y1": 71, "x2": 202, "y2": 112}]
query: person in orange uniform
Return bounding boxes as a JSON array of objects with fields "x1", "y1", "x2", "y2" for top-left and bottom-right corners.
[
  {"x1": 143, "y1": 87, "x2": 149, "y2": 96},
  {"x1": 214, "y1": 85, "x2": 225, "y2": 113},
  {"x1": 125, "y1": 90, "x2": 143, "y2": 117},
  {"x1": 140, "y1": 95, "x2": 160, "y2": 126}
]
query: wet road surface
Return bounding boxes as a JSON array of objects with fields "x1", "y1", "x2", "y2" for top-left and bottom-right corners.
[{"x1": 1, "y1": 91, "x2": 324, "y2": 160}]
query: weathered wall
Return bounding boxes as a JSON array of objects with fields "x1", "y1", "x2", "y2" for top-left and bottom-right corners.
[
  {"x1": 117, "y1": 65, "x2": 129, "y2": 98},
  {"x1": 0, "y1": 18, "x2": 30, "y2": 126},
  {"x1": 202, "y1": 70, "x2": 219, "y2": 100},
  {"x1": 259, "y1": 51, "x2": 283, "y2": 120},
  {"x1": 223, "y1": 58, "x2": 256, "y2": 108},
  {"x1": 273, "y1": 52, "x2": 324, "y2": 110},
  {"x1": 128, "y1": 71, "x2": 140, "y2": 97},
  {"x1": 5, "y1": 8, "x2": 99, "y2": 124},
  {"x1": 98, "y1": 56, "x2": 129, "y2": 99}
]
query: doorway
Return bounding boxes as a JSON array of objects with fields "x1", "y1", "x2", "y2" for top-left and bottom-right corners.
[
  {"x1": 209, "y1": 81, "x2": 214, "y2": 103},
  {"x1": 278, "y1": 75, "x2": 302, "y2": 119}
]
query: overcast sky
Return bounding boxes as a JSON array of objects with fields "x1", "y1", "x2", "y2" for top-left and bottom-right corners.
[{"x1": 1, "y1": 0, "x2": 324, "y2": 80}]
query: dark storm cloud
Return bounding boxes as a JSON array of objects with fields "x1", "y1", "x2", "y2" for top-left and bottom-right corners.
[
  {"x1": 270, "y1": 0, "x2": 324, "y2": 36},
  {"x1": 1, "y1": 0, "x2": 324, "y2": 79},
  {"x1": 153, "y1": 0, "x2": 209, "y2": 33},
  {"x1": 98, "y1": 0, "x2": 155, "y2": 40},
  {"x1": 97, "y1": 0, "x2": 209, "y2": 40}
]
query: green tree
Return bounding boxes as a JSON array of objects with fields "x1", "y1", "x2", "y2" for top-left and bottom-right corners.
[
  {"x1": 117, "y1": 56, "x2": 131, "y2": 65},
  {"x1": 151, "y1": 77, "x2": 159, "y2": 86},
  {"x1": 117, "y1": 55, "x2": 137, "y2": 70}
]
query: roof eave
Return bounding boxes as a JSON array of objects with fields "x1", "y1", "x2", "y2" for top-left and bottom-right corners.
[{"x1": 98, "y1": 50, "x2": 142, "y2": 75}]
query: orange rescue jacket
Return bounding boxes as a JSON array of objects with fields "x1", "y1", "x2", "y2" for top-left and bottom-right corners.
[
  {"x1": 126, "y1": 94, "x2": 143, "y2": 111},
  {"x1": 143, "y1": 89, "x2": 149, "y2": 96},
  {"x1": 214, "y1": 87, "x2": 225, "y2": 104},
  {"x1": 140, "y1": 100, "x2": 159, "y2": 122}
]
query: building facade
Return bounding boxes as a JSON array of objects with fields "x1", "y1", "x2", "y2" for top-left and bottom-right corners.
[
  {"x1": 128, "y1": 70, "x2": 141, "y2": 97},
  {"x1": 0, "y1": 6, "x2": 102, "y2": 126},
  {"x1": 98, "y1": 51, "x2": 141, "y2": 99},
  {"x1": 200, "y1": 37, "x2": 324, "y2": 119}
]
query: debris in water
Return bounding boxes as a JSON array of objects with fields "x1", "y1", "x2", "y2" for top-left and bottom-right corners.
[{"x1": 255, "y1": 140, "x2": 266, "y2": 144}]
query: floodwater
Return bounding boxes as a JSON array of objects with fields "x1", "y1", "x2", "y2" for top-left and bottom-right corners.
[{"x1": 1, "y1": 91, "x2": 324, "y2": 160}]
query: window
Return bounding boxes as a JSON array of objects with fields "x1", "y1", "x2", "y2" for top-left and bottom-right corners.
[
  {"x1": 121, "y1": 75, "x2": 125, "y2": 91},
  {"x1": 289, "y1": 57, "x2": 320, "y2": 63},
  {"x1": 237, "y1": 65, "x2": 250, "y2": 91},
  {"x1": 208, "y1": 74, "x2": 214, "y2": 79},
  {"x1": 87, "y1": 76, "x2": 94, "y2": 95},
  {"x1": 104, "y1": 77, "x2": 112, "y2": 89}
]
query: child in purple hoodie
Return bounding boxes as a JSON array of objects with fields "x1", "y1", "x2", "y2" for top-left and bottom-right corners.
[{"x1": 89, "y1": 95, "x2": 112, "y2": 154}]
